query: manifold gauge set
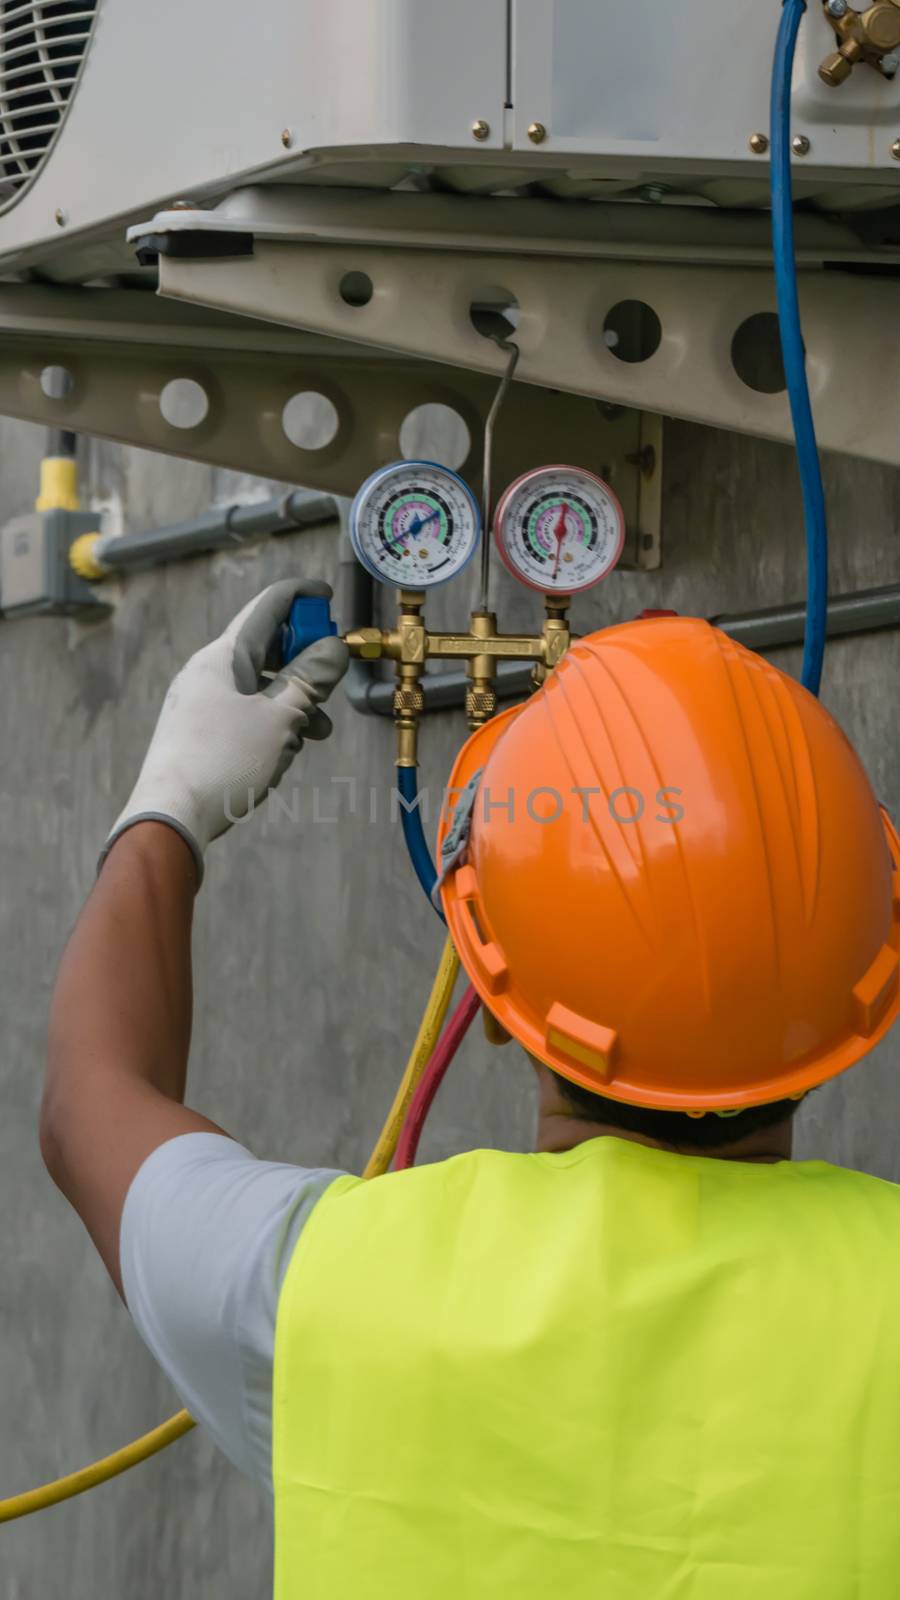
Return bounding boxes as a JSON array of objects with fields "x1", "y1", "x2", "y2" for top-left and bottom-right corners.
[{"x1": 350, "y1": 460, "x2": 625, "y2": 596}]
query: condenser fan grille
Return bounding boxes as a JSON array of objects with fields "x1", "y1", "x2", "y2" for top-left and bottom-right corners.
[{"x1": 0, "y1": 0, "x2": 98, "y2": 213}]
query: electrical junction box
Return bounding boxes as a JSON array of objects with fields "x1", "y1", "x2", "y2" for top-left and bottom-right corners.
[{"x1": 0, "y1": 510, "x2": 108, "y2": 618}]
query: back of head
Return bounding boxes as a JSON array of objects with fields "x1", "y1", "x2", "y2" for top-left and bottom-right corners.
[{"x1": 438, "y1": 617, "x2": 900, "y2": 1123}]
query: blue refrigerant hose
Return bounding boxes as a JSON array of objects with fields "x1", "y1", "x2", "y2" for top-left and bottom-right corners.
[
  {"x1": 770, "y1": 0, "x2": 829, "y2": 697},
  {"x1": 397, "y1": 764, "x2": 445, "y2": 919}
]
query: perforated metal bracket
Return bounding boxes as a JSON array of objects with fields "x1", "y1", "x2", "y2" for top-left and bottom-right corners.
[
  {"x1": 134, "y1": 189, "x2": 900, "y2": 469},
  {"x1": 154, "y1": 239, "x2": 900, "y2": 469},
  {"x1": 0, "y1": 286, "x2": 661, "y2": 565}
]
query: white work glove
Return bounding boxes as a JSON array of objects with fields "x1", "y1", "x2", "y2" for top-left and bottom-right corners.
[{"x1": 101, "y1": 578, "x2": 348, "y2": 882}]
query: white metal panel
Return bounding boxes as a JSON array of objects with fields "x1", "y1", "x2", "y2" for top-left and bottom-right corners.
[
  {"x1": 511, "y1": 0, "x2": 900, "y2": 174},
  {"x1": 0, "y1": 0, "x2": 898, "y2": 275},
  {"x1": 0, "y1": 0, "x2": 507, "y2": 261}
]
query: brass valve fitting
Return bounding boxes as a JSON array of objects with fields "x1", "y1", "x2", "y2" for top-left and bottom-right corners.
[
  {"x1": 466, "y1": 610, "x2": 500, "y2": 732},
  {"x1": 393, "y1": 669, "x2": 426, "y2": 767},
  {"x1": 819, "y1": 0, "x2": 900, "y2": 85},
  {"x1": 465, "y1": 684, "x2": 499, "y2": 728}
]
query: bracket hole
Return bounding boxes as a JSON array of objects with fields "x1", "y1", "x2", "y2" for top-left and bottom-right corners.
[
  {"x1": 731, "y1": 312, "x2": 786, "y2": 395},
  {"x1": 159, "y1": 378, "x2": 210, "y2": 429},
  {"x1": 469, "y1": 287, "x2": 520, "y2": 341},
  {"x1": 399, "y1": 403, "x2": 471, "y2": 471},
  {"x1": 602, "y1": 301, "x2": 662, "y2": 364},
  {"x1": 282, "y1": 391, "x2": 340, "y2": 450},
  {"x1": 339, "y1": 270, "x2": 374, "y2": 307},
  {"x1": 40, "y1": 365, "x2": 74, "y2": 400}
]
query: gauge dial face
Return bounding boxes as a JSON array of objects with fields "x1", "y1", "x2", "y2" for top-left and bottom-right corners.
[
  {"x1": 493, "y1": 465, "x2": 625, "y2": 595},
  {"x1": 350, "y1": 461, "x2": 481, "y2": 590}
]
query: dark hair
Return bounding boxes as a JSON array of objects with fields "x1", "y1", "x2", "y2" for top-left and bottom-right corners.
[{"x1": 553, "y1": 1074, "x2": 801, "y2": 1151}]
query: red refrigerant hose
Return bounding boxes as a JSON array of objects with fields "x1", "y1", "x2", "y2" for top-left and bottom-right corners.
[{"x1": 394, "y1": 985, "x2": 482, "y2": 1169}]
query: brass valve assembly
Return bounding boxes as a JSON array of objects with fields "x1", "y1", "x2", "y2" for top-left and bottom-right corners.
[
  {"x1": 346, "y1": 591, "x2": 573, "y2": 766},
  {"x1": 819, "y1": 0, "x2": 900, "y2": 85}
]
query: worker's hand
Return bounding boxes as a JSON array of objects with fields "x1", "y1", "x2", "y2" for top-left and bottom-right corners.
[{"x1": 102, "y1": 579, "x2": 348, "y2": 882}]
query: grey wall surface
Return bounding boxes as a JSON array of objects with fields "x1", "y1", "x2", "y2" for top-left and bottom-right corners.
[{"x1": 1, "y1": 414, "x2": 899, "y2": 1597}]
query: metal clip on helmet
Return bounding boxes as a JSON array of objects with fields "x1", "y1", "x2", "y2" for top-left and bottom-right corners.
[{"x1": 437, "y1": 618, "x2": 900, "y2": 1113}]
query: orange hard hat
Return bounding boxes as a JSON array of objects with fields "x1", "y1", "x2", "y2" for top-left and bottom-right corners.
[{"x1": 437, "y1": 618, "x2": 900, "y2": 1112}]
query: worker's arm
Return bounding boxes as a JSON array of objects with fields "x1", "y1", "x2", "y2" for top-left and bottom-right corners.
[
  {"x1": 41, "y1": 579, "x2": 348, "y2": 1297},
  {"x1": 42, "y1": 822, "x2": 213, "y2": 1294}
]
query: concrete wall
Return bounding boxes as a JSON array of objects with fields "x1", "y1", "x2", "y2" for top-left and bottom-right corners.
[{"x1": 1, "y1": 415, "x2": 898, "y2": 1596}]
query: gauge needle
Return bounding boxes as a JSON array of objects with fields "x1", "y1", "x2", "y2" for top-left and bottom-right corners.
[
  {"x1": 405, "y1": 507, "x2": 441, "y2": 541},
  {"x1": 552, "y1": 504, "x2": 569, "y2": 580}
]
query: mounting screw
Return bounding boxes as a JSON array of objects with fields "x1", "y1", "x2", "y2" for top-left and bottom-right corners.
[
  {"x1": 892, "y1": 138, "x2": 900, "y2": 160},
  {"x1": 882, "y1": 52, "x2": 900, "y2": 75},
  {"x1": 527, "y1": 121, "x2": 547, "y2": 144},
  {"x1": 792, "y1": 133, "x2": 811, "y2": 155},
  {"x1": 281, "y1": 128, "x2": 293, "y2": 148},
  {"x1": 472, "y1": 119, "x2": 490, "y2": 141},
  {"x1": 639, "y1": 183, "x2": 667, "y2": 203},
  {"x1": 825, "y1": 0, "x2": 848, "y2": 17},
  {"x1": 749, "y1": 132, "x2": 769, "y2": 155},
  {"x1": 171, "y1": 198, "x2": 198, "y2": 210},
  {"x1": 54, "y1": 207, "x2": 66, "y2": 227}
]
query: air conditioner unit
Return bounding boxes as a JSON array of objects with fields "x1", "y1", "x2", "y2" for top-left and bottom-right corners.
[{"x1": 0, "y1": 0, "x2": 895, "y2": 496}]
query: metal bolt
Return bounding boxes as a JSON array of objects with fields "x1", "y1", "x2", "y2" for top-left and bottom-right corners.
[
  {"x1": 639, "y1": 184, "x2": 667, "y2": 203},
  {"x1": 472, "y1": 119, "x2": 490, "y2": 141},
  {"x1": 54, "y1": 207, "x2": 66, "y2": 227},
  {"x1": 825, "y1": 0, "x2": 848, "y2": 17},
  {"x1": 882, "y1": 51, "x2": 900, "y2": 75},
  {"x1": 792, "y1": 133, "x2": 811, "y2": 155},
  {"x1": 892, "y1": 138, "x2": 900, "y2": 160},
  {"x1": 171, "y1": 198, "x2": 198, "y2": 210},
  {"x1": 749, "y1": 132, "x2": 769, "y2": 155},
  {"x1": 281, "y1": 128, "x2": 293, "y2": 148},
  {"x1": 527, "y1": 121, "x2": 547, "y2": 144}
]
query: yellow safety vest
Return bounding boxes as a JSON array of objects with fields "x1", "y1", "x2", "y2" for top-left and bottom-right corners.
[{"x1": 273, "y1": 1136, "x2": 900, "y2": 1599}]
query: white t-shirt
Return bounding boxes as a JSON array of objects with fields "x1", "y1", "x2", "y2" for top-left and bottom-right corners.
[{"x1": 119, "y1": 1132, "x2": 346, "y2": 1492}]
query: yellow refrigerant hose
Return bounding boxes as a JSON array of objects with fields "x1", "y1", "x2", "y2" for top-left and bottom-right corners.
[
  {"x1": 0, "y1": 935, "x2": 460, "y2": 1524},
  {"x1": 363, "y1": 935, "x2": 460, "y2": 1179},
  {"x1": 0, "y1": 1412, "x2": 197, "y2": 1523}
]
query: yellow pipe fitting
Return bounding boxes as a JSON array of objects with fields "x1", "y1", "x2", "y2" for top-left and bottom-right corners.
[
  {"x1": 35, "y1": 456, "x2": 80, "y2": 513},
  {"x1": 69, "y1": 532, "x2": 109, "y2": 582}
]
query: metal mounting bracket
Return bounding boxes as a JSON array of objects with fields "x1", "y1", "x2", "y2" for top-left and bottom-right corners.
[
  {"x1": 155, "y1": 240, "x2": 900, "y2": 469},
  {"x1": 0, "y1": 286, "x2": 661, "y2": 566},
  {"x1": 133, "y1": 190, "x2": 900, "y2": 469}
]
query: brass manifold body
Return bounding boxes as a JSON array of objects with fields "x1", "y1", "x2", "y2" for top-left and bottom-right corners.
[{"x1": 346, "y1": 590, "x2": 572, "y2": 766}]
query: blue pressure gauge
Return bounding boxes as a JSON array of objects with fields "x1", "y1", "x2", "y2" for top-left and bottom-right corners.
[{"x1": 350, "y1": 460, "x2": 481, "y2": 590}]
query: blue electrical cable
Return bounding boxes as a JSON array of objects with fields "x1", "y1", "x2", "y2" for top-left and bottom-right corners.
[
  {"x1": 397, "y1": 764, "x2": 445, "y2": 920},
  {"x1": 770, "y1": 0, "x2": 829, "y2": 697}
]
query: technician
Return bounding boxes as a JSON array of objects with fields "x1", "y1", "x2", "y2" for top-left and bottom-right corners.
[{"x1": 42, "y1": 577, "x2": 900, "y2": 1598}]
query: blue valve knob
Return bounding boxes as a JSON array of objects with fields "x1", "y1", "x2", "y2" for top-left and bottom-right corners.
[{"x1": 281, "y1": 595, "x2": 338, "y2": 665}]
